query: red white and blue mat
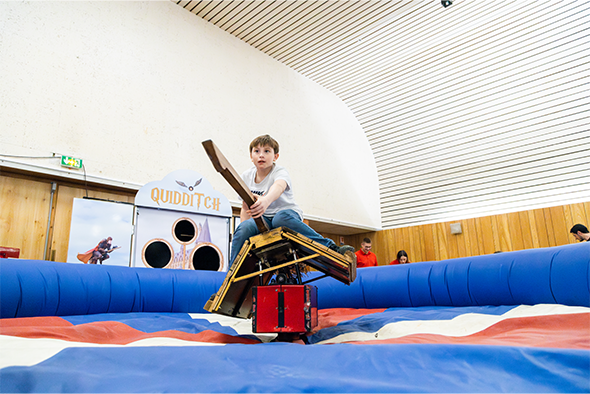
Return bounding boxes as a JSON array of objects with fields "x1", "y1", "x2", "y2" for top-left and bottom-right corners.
[{"x1": 1, "y1": 304, "x2": 588, "y2": 392}]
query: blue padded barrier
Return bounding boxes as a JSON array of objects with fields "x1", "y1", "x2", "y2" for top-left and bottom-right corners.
[
  {"x1": 1, "y1": 242, "x2": 588, "y2": 318},
  {"x1": 0, "y1": 261, "x2": 224, "y2": 318},
  {"x1": 550, "y1": 244, "x2": 590, "y2": 306},
  {"x1": 310, "y1": 242, "x2": 590, "y2": 310},
  {"x1": 305, "y1": 270, "x2": 367, "y2": 309},
  {"x1": 429, "y1": 263, "x2": 453, "y2": 305},
  {"x1": 444, "y1": 257, "x2": 474, "y2": 306},
  {"x1": 507, "y1": 247, "x2": 555, "y2": 305},
  {"x1": 468, "y1": 253, "x2": 514, "y2": 306}
]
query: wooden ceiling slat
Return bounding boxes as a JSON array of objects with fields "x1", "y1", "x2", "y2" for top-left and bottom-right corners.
[
  {"x1": 255, "y1": 1, "x2": 327, "y2": 53},
  {"x1": 215, "y1": 1, "x2": 255, "y2": 31},
  {"x1": 257, "y1": 1, "x2": 333, "y2": 59},
  {"x1": 340, "y1": 1, "x2": 559, "y2": 106},
  {"x1": 271, "y1": 1, "x2": 364, "y2": 65},
  {"x1": 177, "y1": 0, "x2": 193, "y2": 8},
  {"x1": 208, "y1": 0, "x2": 250, "y2": 25},
  {"x1": 310, "y1": 3, "x2": 450, "y2": 91},
  {"x1": 194, "y1": 1, "x2": 224, "y2": 18},
  {"x1": 251, "y1": 1, "x2": 350, "y2": 61},
  {"x1": 277, "y1": 1, "x2": 382, "y2": 68},
  {"x1": 291, "y1": 0, "x2": 405, "y2": 72},
  {"x1": 250, "y1": 1, "x2": 321, "y2": 50},
  {"x1": 233, "y1": 1, "x2": 295, "y2": 41},
  {"x1": 244, "y1": 1, "x2": 306, "y2": 47},
  {"x1": 186, "y1": 0, "x2": 207, "y2": 14},
  {"x1": 226, "y1": 1, "x2": 269, "y2": 35}
]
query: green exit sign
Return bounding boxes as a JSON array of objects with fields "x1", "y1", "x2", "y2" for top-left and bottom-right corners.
[{"x1": 61, "y1": 155, "x2": 83, "y2": 169}]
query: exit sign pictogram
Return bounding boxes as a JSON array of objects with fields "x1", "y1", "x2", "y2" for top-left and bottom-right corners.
[{"x1": 61, "y1": 156, "x2": 83, "y2": 169}]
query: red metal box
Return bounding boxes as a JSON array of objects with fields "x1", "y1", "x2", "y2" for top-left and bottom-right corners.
[{"x1": 252, "y1": 285, "x2": 318, "y2": 333}]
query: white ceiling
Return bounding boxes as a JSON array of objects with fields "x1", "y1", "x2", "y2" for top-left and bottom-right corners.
[{"x1": 173, "y1": 0, "x2": 456, "y2": 232}]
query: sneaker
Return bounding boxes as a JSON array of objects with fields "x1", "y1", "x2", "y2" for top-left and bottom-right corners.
[
  {"x1": 343, "y1": 250, "x2": 357, "y2": 266},
  {"x1": 329, "y1": 244, "x2": 356, "y2": 264},
  {"x1": 336, "y1": 245, "x2": 355, "y2": 255}
]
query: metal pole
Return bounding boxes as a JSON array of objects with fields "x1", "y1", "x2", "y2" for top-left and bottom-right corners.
[{"x1": 43, "y1": 182, "x2": 57, "y2": 260}]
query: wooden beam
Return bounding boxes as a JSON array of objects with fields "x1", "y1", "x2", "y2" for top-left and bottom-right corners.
[{"x1": 202, "y1": 139, "x2": 269, "y2": 233}]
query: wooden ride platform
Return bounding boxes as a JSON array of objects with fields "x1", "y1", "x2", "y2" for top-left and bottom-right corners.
[{"x1": 204, "y1": 226, "x2": 356, "y2": 318}]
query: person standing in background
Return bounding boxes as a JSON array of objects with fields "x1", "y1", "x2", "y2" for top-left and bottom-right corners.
[
  {"x1": 570, "y1": 224, "x2": 590, "y2": 242},
  {"x1": 355, "y1": 238, "x2": 378, "y2": 267}
]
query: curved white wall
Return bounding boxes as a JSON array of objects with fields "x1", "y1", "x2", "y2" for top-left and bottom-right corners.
[{"x1": 0, "y1": 1, "x2": 381, "y2": 230}]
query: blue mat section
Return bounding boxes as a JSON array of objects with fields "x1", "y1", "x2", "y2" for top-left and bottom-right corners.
[
  {"x1": 62, "y1": 312, "x2": 247, "y2": 338},
  {"x1": 1, "y1": 343, "x2": 588, "y2": 393}
]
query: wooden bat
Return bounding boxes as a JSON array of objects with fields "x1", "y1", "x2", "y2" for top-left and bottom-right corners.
[{"x1": 202, "y1": 140, "x2": 269, "y2": 233}]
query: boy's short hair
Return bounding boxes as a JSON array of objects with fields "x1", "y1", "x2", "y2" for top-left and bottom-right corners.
[
  {"x1": 249, "y1": 134, "x2": 279, "y2": 154},
  {"x1": 570, "y1": 224, "x2": 589, "y2": 234},
  {"x1": 362, "y1": 238, "x2": 371, "y2": 244}
]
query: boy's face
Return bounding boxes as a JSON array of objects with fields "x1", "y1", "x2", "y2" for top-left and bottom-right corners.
[{"x1": 251, "y1": 144, "x2": 278, "y2": 172}]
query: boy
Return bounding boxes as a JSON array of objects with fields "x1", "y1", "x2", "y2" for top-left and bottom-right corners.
[{"x1": 229, "y1": 134, "x2": 356, "y2": 267}]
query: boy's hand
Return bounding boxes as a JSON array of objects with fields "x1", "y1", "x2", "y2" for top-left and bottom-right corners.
[
  {"x1": 245, "y1": 179, "x2": 287, "y2": 219},
  {"x1": 248, "y1": 195, "x2": 271, "y2": 219}
]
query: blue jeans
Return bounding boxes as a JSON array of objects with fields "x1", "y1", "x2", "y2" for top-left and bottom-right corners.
[{"x1": 229, "y1": 209, "x2": 337, "y2": 267}]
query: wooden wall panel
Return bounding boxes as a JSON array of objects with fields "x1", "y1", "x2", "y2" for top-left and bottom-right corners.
[
  {"x1": 411, "y1": 226, "x2": 424, "y2": 263},
  {"x1": 518, "y1": 211, "x2": 535, "y2": 250},
  {"x1": 422, "y1": 224, "x2": 436, "y2": 262},
  {"x1": 463, "y1": 218, "x2": 479, "y2": 257},
  {"x1": 1, "y1": 172, "x2": 135, "y2": 262},
  {"x1": 506, "y1": 212, "x2": 523, "y2": 251},
  {"x1": 549, "y1": 206, "x2": 569, "y2": 246},
  {"x1": 342, "y1": 201, "x2": 589, "y2": 266},
  {"x1": 496, "y1": 214, "x2": 513, "y2": 253},
  {"x1": 478, "y1": 216, "x2": 496, "y2": 255},
  {"x1": 533, "y1": 208, "x2": 550, "y2": 248},
  {"x1": 571, "y1": 203, "x2": 589, "y2": 229},
  {"x1": 0, "y1": 175, "x2": 52, "y2": 259}
]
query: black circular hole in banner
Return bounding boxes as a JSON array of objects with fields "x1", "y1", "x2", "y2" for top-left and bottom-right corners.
[
  {"x1": 174, "y1": 219, "x2": 196, "y2": 244},
  {"x1": 144, "y1": 241, "x2": 172, "y2": 268},
  {"x1": 191, "y1": 245, "x2": 220, "y2": 271}
]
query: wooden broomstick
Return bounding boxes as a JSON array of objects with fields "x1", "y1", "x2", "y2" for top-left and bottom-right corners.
[{"x1": 202, "y1": 140, "x2": 269, "y2": 233}]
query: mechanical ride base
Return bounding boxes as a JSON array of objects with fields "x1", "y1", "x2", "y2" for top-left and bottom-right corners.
[
  {"x1": 203, "y1": 226, "x2": 356, "y2": 325},
  {"x1": 252, "y1": 284, "x2": 318, "y2": 341}
]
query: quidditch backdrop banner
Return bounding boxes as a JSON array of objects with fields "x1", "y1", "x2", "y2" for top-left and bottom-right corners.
[{"x1": 133, "y1": 169, "x2": 231, "y2": 271}]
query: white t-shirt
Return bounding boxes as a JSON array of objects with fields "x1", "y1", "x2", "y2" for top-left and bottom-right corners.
[{"x1": 241, "y1": 164, "x2": 303, "y2": 220}]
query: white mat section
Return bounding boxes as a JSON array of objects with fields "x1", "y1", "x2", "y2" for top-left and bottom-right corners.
[
  {"x1": 0, "y1": 336, "x2": 224, "y2": 369},
  {"x1": 316, "y1": 304, "x2": 590, "y2": 344},
  {"x1": 189, "y1": 313, "x2": 277, "y2": 342}
]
